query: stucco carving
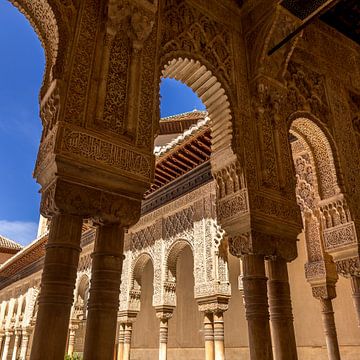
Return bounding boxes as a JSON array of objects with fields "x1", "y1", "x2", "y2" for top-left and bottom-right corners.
[{"x1": 40, "y1": 179, "x2": 141, "y2": 225}]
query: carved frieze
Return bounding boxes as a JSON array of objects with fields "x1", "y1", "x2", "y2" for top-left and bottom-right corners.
[
  {"x1": 348, "y1": 90, "x2": 360, "y2": 149},
  {"x1": 285, "y1": 62, "x2": 330, "y2": 125},
  {"x1": 217, "y1": 190, "x2": 248, "y2": 222},
  {"x1": 64, "y1": 0, "x2": 101, "y2": 126},
  {"x1": 60, "y1": 127, "x2": 153, "y2": 181},
  {"x1": 336, "y1": 257, "x2": 360, "y2": 278},
  {"x1": 160, "y1": 0, "x2": 234, "y2": 88},
  {"x1": 323, "y1": 222, "x2": 357, "y2": 251},
  {"x1": 131, "y1": 220, "x2": 162, "y2": 251},
  {"x1": 163, "y1": 207, "x2": 194, "y2": 240}
]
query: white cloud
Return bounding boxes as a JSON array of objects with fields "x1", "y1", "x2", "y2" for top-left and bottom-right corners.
[{"x1": 0, "y1": 220, "x2": 38, "y2": 246}]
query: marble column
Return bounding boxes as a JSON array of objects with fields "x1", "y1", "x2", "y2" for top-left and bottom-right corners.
[
  {"x1": 320, "y1": 298, "x2": 341, "y2": 360},
  {"x1": 267, "y1": 257, "x2": 297, "y2": 360},
  {"x1": 19, "y1": 330, "x2": 30, "y2": 360},
  {"x1": 242, "y1": 254, "x2": 273, "y2": 360},
  {"x1": 11, "y1": 331, "x2": 20, "y2": 360},
  {"x1": 117, "y1": 323, "x2": 125, "y2": 360},
  {"x1": 350, "y1": 276, "x2": 360, "y2": 326},
  {"x1": 2, "y1": 331, "x2": 12, "y2": 360},
  {"x1": 203, "y1": 313, "x2": 214, "y2": 360},
  {"x1": 0, "y1": 334, "x2": 4, "y2": 358},
  {"x1": 213, "y1": 312, "x2": 225, "y2": 360},
  {"x1": 30, "y1": 214, "x2": 83, "y2": 360},
  {"x1": 83, "y1": 223, "x2": 125, "y2": 360},
  {"x1": 67, "y1": 324, "x2": 78, "y2": 356},
  {"x1": 122, "y1": 322, "x2": 133, "y2": 360},
  {"x1": 156, "y1": 309, "x2": 173, "y2": 360}
]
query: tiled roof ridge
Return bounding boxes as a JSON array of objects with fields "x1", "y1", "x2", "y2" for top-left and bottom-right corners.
[
  {"x1": 0, "y1": 232, "x2": 47, "y2": 272},
  {"x1": 154, "y1": 116, "x2": 210, "y2": 157},
  {"x1": 160, "y1": 109, "x2": 207, "y2": 122},
  {"x1": 0, "y1": 234, "x2": 23, "y2": 251}
]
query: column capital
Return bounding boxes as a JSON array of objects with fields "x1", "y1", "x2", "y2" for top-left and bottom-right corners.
[
  {"x1": 197, "y1": 296, "x2": 229, "y2": 315},
  {"x1": 118, "y1": 310, "x2": 138, "y2": 324},
  {"x1": 40, "y1": 178, "x2": 142, "y2": 226},
  {"x1": 228, "y1": 230, "x2": 298, "y2": 262},
  {"x1": 155, "y1": 306, "x2": 174, "y2": 321}
]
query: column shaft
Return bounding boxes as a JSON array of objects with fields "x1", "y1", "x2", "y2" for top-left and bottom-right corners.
[
  {"x1": 67, "y1": 327, "x2": 77, "y2": 356},
  {"x1": 320, "y1": 298, "x2": 341, "y2": 360},
  {"x1": 159, "y1": 319, "x2": 169, "y2": 360},
  {"x1": 2, "y1": 333, "x2": 11, "y2": 360},
  {"x1": 30, "y1": 214, "x2": 83, "y2": 360},
  {"x1": 203, "y1": 313, "x2": 214, "y2": 360},
  {"x1": 123, "y1": 323, "x2": 133, "y2": 360},
  {"x1": 267, "y1": 258, "x2": 297, "y2": 360},
  {"x1": 11, "y1": 333, "x2": 20, "y2": 360},
  {"x1": 83, "y1": 224, "x2": 125, "y2": 360},
  {"x1": 117, "y1": 323, "x2": 125, "y2": 360},
  {"x1": 242, "y1": 254, "x2": 273, "y2": 360},
  {"x1": 213, "y1": 312, "x2": 225, "y2": 360},
  {"x1": 350, "y1": 276, "x2": 360, "y2": 326},
  {"x1": 19, "y1": 331, "x2": 30, "y2": 360}
]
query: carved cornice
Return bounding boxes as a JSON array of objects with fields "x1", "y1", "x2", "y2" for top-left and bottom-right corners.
[{"x1": 142, "y1": 162, "x2": 212, "y2": 215}]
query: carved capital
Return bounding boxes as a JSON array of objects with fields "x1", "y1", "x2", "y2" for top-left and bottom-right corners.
[
  {"x1": 107, "y1": 0, "x2": 155, "y2": 48},
  {"x1": 155, "y1": 306, "x2": 174, "y2": 321},
  {"x1": 336, "y1": 257, "x2": 360, "y2": 278},
  {"x1": 197, "y1": 296, "x2": 230, "y2": 314},
  {"x1": 228, "y1": 230, "x2": 298, "y2": 261},
  {"x1": 311, "y1": 284, "x2": 337, "y2": 301},
  {"x1": 40, "y1": 178, "x2": 141, "y2": 226}
]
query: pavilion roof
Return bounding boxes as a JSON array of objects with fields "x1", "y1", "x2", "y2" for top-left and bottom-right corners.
[{"x1": 0, "y1": 235, "x2": 22, "y2": 253}]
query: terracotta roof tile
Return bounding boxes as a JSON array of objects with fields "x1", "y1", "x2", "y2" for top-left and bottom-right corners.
[{"x1": 0, "y1": 234, "x2": 23, "y2": 252}]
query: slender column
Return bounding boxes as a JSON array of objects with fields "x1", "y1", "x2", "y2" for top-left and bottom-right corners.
[
  {"x1": 267, "y1": 258, "x2": 297, "y2": 360},
  {"x1": 30, "y1": 214, "x2": 83, "y2": 360},
  {"x1": 350, "y1": 276, "x2": 360, "y2": 326},
  {"x1": 320, "y1": 298, "x2": 341, "y2": 360},
  {"x1": 242, "y1": 254, "x2": 273, "y2": 360},
  {"x1": 122, "y1": 322, "x2": 133, "y2": 360},
  {"x1": 0, "y1": 334, "x2": 4, "y2": 358},
  {"x1": 159, "y1": 318, "x2": 169, "y2": 360},
  {"x1": 2, "y1": 332, "x2": 12, "y2": 360},
  {"x1": 203, "y1": 313, "x2": 214, "y2": 360},
  {"x1": 156, "y1": 309, "x2": 173, "y2": 360},
  {"x1": 117, "y1": 323, "x2": 125, "y2": 360},
  {"x1": 19, "y1": 330, "x2": 30, "y2": 360},
  {"x1": 83, "y1": 223, "x2": 125, "y2": 360},
  {"x1": 67, "y1": 324, "x2": 78, "y2": 356},
  {"x1": 11, "y1": 331, "x2": 20, "y2": 360},
  {"x1": 213, "y1": 312, "x2": 225, "y2": 360}
]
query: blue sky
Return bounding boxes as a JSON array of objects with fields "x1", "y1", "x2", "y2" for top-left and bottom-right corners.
[{"x1": 0, "y1": 1, "x2": 204, "y2": 245}]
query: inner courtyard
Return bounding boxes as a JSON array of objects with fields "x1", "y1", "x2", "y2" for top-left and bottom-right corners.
[{"x1": 0, "y1": 1, "x2": 359, "y2": 360}]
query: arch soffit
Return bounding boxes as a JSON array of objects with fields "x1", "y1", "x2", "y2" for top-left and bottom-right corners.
[
  {"x1": 161, "y1": 57, "x2": 237, "y2": 167},
  {"x1": 165, "y1": 238, "x2": 193, "y2": 279},
  {"x1": 7, "y1": 0, "x2": 71, "y2": 97},
  {"x1": 77, "y1": 273, "x2": 90, "y2": 300},
  {"x1": 131, "y1": 252, "x2": 154, "y2": 287},
  {"x1": 290, "y1": 116, "x2": 341, "y2": 200}
]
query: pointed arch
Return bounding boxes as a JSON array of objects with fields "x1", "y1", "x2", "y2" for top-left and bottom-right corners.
[{"x1": 290, "y1": 116, "x2": 341, "y2": 200}]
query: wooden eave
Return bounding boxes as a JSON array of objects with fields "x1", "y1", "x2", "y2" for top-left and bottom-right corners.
[{"x1": 145, "y1": 128, "x2": 211, "y2": 197}]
